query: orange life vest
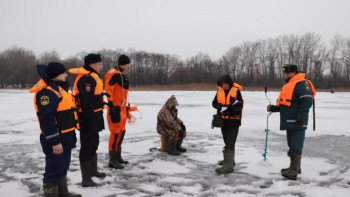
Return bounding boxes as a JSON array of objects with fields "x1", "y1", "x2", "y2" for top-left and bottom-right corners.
[
  {"x1": 104, "y1": 67, "x2": 129, "y2": 108},
  {"x1": 30, "y1": 79, "x2": 79, "y2": 134},
  {"x1": 217, "y1": 83, "x2": 243, "y2": 120},
  {"x1": 69, "y1": 67, "x2": 104, "y2": 112},
  {"x1": 276, "y1": 73, "x2": 316, "y2": 107}
]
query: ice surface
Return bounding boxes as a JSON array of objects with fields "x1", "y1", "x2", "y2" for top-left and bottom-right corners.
[{"x1": 0, "y1": 90, "x2": 349, "y2": 196}]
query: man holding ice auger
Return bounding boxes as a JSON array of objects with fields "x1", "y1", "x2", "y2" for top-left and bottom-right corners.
[
  {"x1": 267, "y1": 64, "x2": 315, "y2": 180},
  {"x1": 105, "y1": 54, "x2": 133, "y2": 169}
]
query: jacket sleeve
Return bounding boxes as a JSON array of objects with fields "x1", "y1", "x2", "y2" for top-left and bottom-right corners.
[
  {"x1": 295, "y1": 81, "x2": 313, "y2": 121},
  {"x1": 36, "y1": 89, "x2": 62, "y2": 146},
  {"x1": 158, "y1": 110, "x2": 181, "y2": 131},
  {"x1": 212, "y1": 93, "x2": 220, "y2": 109}
]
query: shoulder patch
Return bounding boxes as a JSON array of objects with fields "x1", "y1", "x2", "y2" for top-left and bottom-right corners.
[
  {"x1": 305, "y1": 81, "x2": 310, "y2": 91},
  {"x1": 40, "y1": 95, "x2": 50, "y2": 106},
  {"x1": 85, "y1": 84, "x2": 91, "y2": 92}
]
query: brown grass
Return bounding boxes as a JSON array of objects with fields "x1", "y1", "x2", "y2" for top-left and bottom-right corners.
[{"x1": 131, "y1": 83, "x2": 350, "y2": 92}]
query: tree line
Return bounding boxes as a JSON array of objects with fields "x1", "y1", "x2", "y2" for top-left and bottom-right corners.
[{"x1": 0, "y1": 32, "x2": 349, "y2": 89}]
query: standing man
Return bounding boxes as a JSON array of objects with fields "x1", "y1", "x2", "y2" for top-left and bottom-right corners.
[
  {"x1": 212, "y1": 75, "x2": 244, "y2": 174},
  {"x1": 267, "y1": 64, "x2": 315, "y2": 180},
  {"x1": 69, "y1": 53, "x2": 106, "y2": 187},
  {"x1": 30, "y1": 63, "x2": 81, "y2": 197},
  {"x1": 104, "y1": 55, "x2": 131, "y2": 169}
]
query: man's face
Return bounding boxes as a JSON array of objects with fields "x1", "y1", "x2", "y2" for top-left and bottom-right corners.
[
  {"x1": 284, "y1": 72, "x2": 296, "y2": 79},
  {"x1": 52, "y1": 72, "x2": 68, "y2": 82},
  {"x1": 90, "y1": 62, "x2": 102, "y2": 73},
  {"x1": 221, "y1": 82, "x2": 229, "y2": 90},
  {"x1": 120, "y1": 63, "x2": 131, "y2": 71}
]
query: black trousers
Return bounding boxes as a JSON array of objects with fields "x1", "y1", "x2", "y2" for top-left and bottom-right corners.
[
  {"x1": 221, "y1": 120, "x2": 239, "y2": 150},
  {"x1": 79, "y1": 126, "x2": 100, "y2": 162}
]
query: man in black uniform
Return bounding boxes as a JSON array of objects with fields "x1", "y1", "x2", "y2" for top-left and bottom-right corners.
[{"x1": 69, "y1": 53, "x2": 106, "y2": 187}]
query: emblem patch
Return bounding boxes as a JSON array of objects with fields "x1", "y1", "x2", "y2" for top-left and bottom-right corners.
[
  {"x1": 40, "y1": 95, "x2": 50, "y2": 106},
  {"x1": 305, "y1": 81, "x2": 310, "y2": 91},
  {"x1": 85, "y1": 84, "x2": 91, "y2": 92}
]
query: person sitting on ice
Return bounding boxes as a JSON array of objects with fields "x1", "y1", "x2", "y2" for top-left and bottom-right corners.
[{"x1": 157, "y1": 95, "x2": 187, "y2": 156}]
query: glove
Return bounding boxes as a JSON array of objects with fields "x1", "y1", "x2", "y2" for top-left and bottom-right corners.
[
  {"x1": 109, "y1": 105, "x2": 121, "y2": 123},
  {"x1": 267, "y1": 105, "x2": 280, "y2": 112},
  {"x1": 296, "y1": 119, "x2": 304, "y2": 127}
]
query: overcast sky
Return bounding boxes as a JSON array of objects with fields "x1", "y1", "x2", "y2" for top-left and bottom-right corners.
[{"x1": 1, "y1": 0, "x2": 349, "y2": 60}]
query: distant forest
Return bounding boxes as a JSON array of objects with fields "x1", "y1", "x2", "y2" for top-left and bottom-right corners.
[{"x1": 0, "y1": 32, "x2": 349, "y2": 89}]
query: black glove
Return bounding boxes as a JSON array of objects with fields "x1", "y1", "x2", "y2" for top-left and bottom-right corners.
[
  {"x1": 109, "y1": 105, "x2": 121, "y2": 123},
  {"x1": 228, "y1": 102, "x2": 243, "y2": 114},
  {"x1": 180, "y1": 123, "x2": 186, "y2": 132},
  {"x1": 296, "y1": 119, "x2": 304, "y2": 127},
  {"x1": 267, "y1": 105, "x2": 280, "y2": 112}
]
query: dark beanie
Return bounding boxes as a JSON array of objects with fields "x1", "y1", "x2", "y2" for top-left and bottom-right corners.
[
  {"x1": 118, "y1": 54, "x2": 130, "y2": 66},
  {"x1": 84, "y1": 53, "x2": 102, "y2": 66},
  {"x1": 283, "y1": 64, "x2": 298, "y2": 73},
  {"x1": 47, "y1": 62, "x2": 66, "y2": 79}
]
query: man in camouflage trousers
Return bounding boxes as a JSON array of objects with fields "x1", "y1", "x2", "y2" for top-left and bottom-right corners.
[{"x1": 157, "y1": 95, "x2": 187, "y2": 156}]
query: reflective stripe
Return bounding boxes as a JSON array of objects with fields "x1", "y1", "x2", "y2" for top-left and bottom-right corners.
[
  {"x1": 77, "y1": 68, "x2": 80, "y2": 74},
  {"x1": 300, "y1": 95, "x2": 312, "y2": 99},
  {"x1": 45, "y1": 132, "x2": 60, "y2": 140},
  {"x1": 286, "y1": 120, "x2": 296, "y2": 122},
  {"x1": 93, "y1": 108, "x2": 103, "y2": 112},
  {"x1": 61, "y1": 127, "x2": 75, "y2": 134},
  {"x1": 36, "y1": 83, "x2": 40, "y2": 88}
]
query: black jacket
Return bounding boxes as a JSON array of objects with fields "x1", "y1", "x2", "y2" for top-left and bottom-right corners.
[
  {"x1": 76, "y1": 65, "x2": 104, "y2": 131},
  {"x1": 212, "y1": 75, "x2": 243, "y2": 127}
]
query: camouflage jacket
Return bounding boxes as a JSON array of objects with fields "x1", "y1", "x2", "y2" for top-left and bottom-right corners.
[{"x1": 157, "y1": 95, "x2": 183, "y2": 139}]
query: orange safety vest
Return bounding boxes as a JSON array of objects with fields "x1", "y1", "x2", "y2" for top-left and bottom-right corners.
[
  {"x1": 69, "y1": 67, "x2": 104, "y2": 112},
  {"x1": 276, "y1": 73, "x2": 316, "y2": 107},
  {"x1": 30, "y1": 79, "x2": 79, "y2": 134},
  {"x1": 217, "y1": 83, "x2": 243, "y2": 120},
  {"x1": 104, "y1": 67, "x2": 129, "y2": 108}
]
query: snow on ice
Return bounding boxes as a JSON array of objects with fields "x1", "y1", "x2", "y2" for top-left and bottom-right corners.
[{"x1": 0, "y1": 89, "x2": 349, "y2": 196}]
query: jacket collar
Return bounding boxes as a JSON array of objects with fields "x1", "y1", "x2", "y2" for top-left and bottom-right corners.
[{"x1": 288, "y1": 73, "x2": 306, "y2": 83}]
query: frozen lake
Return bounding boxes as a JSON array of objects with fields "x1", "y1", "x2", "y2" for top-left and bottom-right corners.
[{"x1": 0, "y1": 90, "x2": 349, "y2": 197}]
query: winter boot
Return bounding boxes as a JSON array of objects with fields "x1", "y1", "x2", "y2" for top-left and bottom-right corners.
[
  {"x1": 109, "y1": 151, "x2": 124, "y2": 169},
  {"x1": 281, "y1": 153, "x2": 301, "y2": 174},
  {"x1": 117, "y1": 148, "x2": 129, "y2": 164},
  {"x1": 167, "y1": 140, "x2": 181, "y2": 156},
  {"x1": 80, "y1": 161, "x2": 99, "y2": 187},
  {"x1": 282, "y1": 154, "x2": 301, "y2": 180},
  {"x1": 91, "y1": 155, "x2": 106, "y2": 178},
  {"x1": 218, "y1": 148, "x2": 235, "y2": 166},
  {"x1": 216, "y1": 150, "x2": 234, "y2": 174},
  {"x1": 57, "y1": 175, "x2": 82, "y2": 197},
  {"x1": 43, "y1": 182, "x2": 58, "y2": 197},
  {"x1": 176, "y1": 137, "x2": 187, "y2": 152}
]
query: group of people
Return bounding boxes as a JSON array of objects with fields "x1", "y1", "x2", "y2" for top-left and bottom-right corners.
[
  {"x1": 30, "y1": 54, "x2": 315, "y2": 197},
  {"x1": 30, "y1": 53, "x2": 132, "y2": 197}
]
